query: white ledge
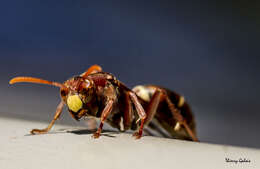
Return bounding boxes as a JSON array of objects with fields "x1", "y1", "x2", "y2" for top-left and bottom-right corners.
[{"x1": 0, "y1": 117, "x2": 259, "y2": 169}]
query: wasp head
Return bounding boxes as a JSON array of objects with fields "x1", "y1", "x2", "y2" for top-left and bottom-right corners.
[
  {"x1": 60, "y1": 76, "x2": 95, "y2": 114},
  {"x1": 9, "y1": 75, "x2": 96, "y2": 120}
]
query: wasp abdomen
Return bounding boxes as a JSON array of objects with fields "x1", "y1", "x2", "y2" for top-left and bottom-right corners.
[{"x1": 133, "y1": 85, "x2": 197, "y2": 140}]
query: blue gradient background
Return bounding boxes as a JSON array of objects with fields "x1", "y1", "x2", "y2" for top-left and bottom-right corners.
[{"x1": 1, "y1": 0, "x2": 260, "y2": 148}]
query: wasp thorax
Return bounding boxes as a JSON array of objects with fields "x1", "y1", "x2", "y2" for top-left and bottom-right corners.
[{"x1": 67, "y1": 95, "x2": 83, "y2": 112}]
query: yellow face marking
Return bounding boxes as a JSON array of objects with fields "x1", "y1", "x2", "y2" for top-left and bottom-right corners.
[{"x1": 67, "y1": 95, "x2": 83, "y2": 112}]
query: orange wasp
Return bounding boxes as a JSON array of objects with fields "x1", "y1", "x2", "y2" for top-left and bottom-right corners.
[{"x1": 10, "y1": 65, "x2": 198, "y2": 141}]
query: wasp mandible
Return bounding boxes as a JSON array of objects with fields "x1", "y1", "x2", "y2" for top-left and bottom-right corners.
[{"x1": 9, "y1": 65, "x2": 198, "y2": 141}]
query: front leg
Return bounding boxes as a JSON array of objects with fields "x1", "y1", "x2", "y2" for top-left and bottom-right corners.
[
  {"x1": 31, "y1": 101, "x2": 64, "y2": 135},
  {"x1": 92, "y1": 99, "x2": 114, "y2": 138}
]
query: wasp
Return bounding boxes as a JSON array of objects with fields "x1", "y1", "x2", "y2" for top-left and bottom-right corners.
[{"x1": 9, "y1": 65, "x2": 198, "y2": 141}]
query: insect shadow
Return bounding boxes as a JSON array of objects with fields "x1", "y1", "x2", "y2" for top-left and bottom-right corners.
[
  {"x1": 67, "y1": 129, "x2": 120, "y2": 138},
  {"x1": 24, "y1": 128, "x2": 120, "y2": 138}
]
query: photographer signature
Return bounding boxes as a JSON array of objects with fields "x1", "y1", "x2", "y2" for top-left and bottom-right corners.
[{"x1": 225, "y1": 158, "x2": 251, "y2": 164}]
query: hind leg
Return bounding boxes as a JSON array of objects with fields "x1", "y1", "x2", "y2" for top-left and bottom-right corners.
[
  {"x1": 134, "y1": 86, "x2": 198, "y2": 141},
  {"x1": 164, "y1": 94, "x2": 199, "y2": 141}
]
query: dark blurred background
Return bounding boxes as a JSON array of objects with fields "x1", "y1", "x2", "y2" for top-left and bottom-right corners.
[{"x1": 1, "y1": 0, "x2": 259, "y2": 148}]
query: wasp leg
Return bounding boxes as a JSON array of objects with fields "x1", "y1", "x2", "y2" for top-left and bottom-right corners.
[
  {"x1": 143, "y1": 90, "x2": 162, "y2": 125},
  {"x1": 92, "y1": 99, "x2": 114, "y2": 139},
  {"x1": 123, "y1": 92, "x2": 133, "y2": 130},
  {"x1": 81, "y1": 64, "x2": 102, "y2": 78},
  {"x1": 31, "y1": 101, "x2": 64, "y2": 135},
  {"x1": 164, "y1": 94, "x2": 199, "y2": 142},
  {"x1": 129, "y1": 92, "x2": 147, "y2": 139},
  {"x1": 142, "y1": 88, "x2": 199, "y2": 141},
  {"x1": 140, "y1": 90, "x2": 171, "y2": 137}
]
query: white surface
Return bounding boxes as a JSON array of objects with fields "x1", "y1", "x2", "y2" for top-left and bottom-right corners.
[{"x1": 0, "y1": 117, "x2": 259, "y2": 169}]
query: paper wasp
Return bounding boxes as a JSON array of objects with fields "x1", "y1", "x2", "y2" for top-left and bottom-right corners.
[{"x1": 9, "y1": 65, "x2": 198, "y2": 141}]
